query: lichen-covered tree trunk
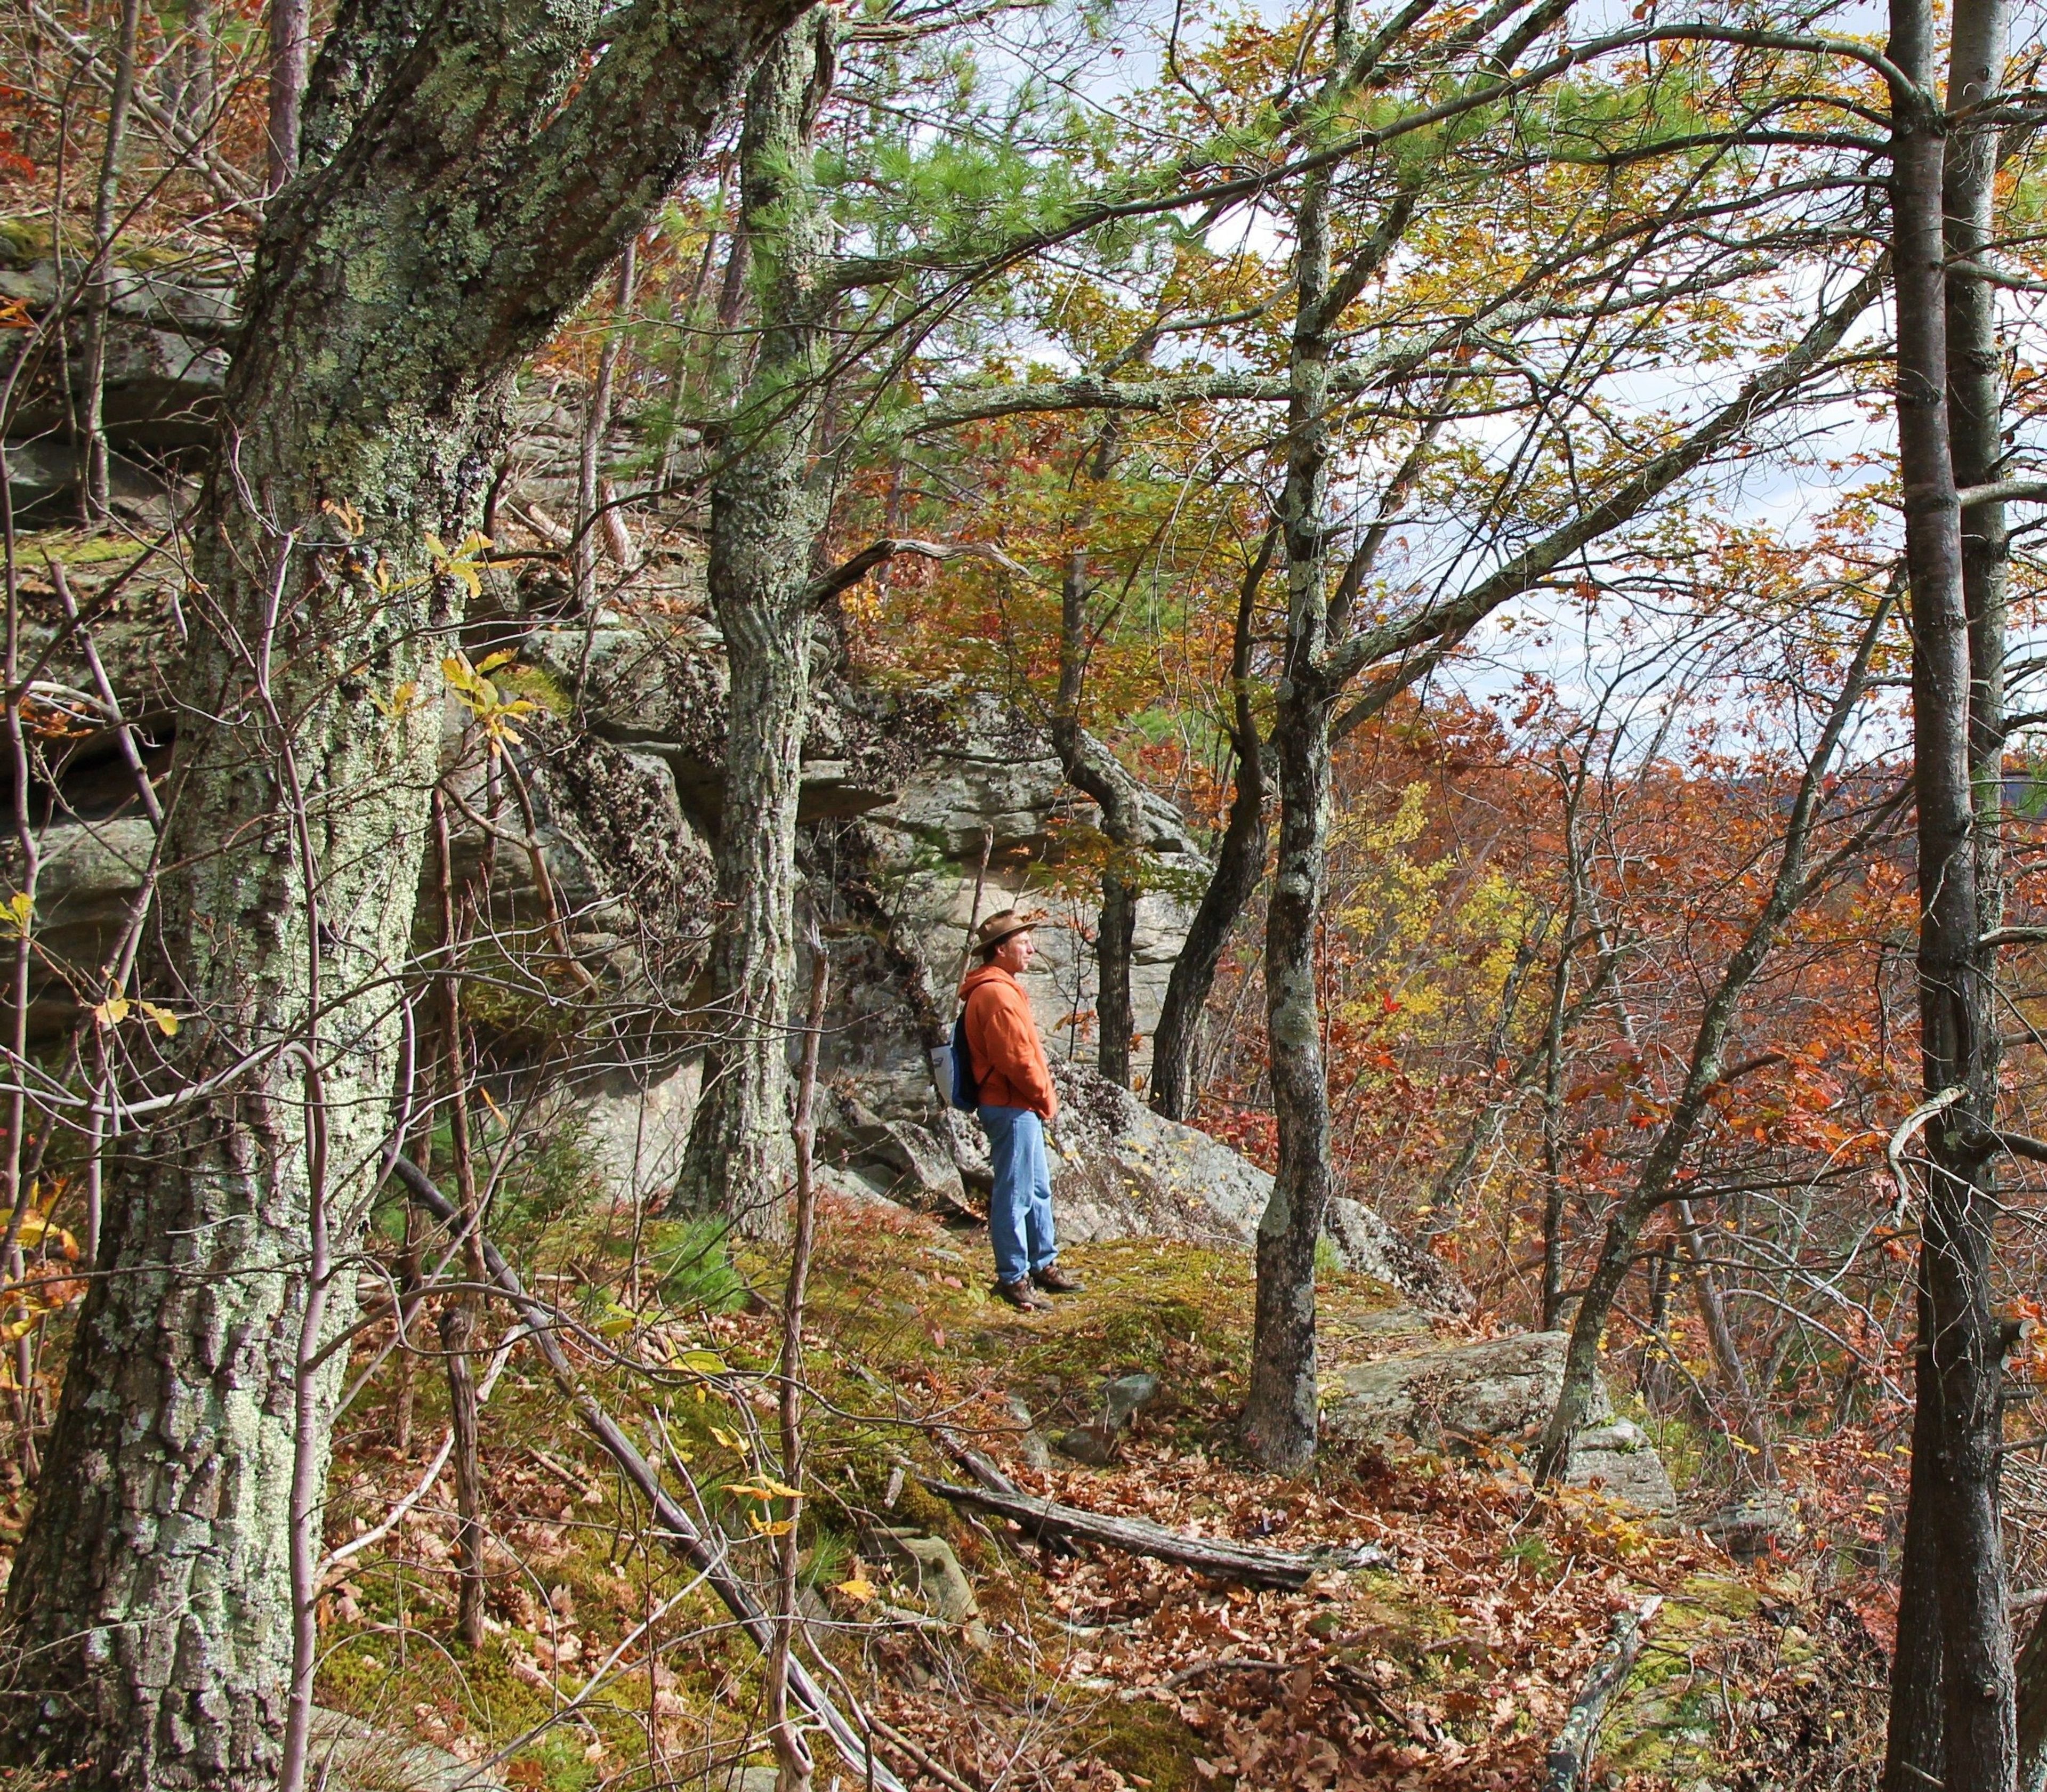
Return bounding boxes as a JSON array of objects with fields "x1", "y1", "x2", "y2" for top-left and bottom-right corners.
[
  {"x1": 678, "y1": 9, "x2": 838, "y2": 1232},
  {"x1": 1241, "y1": 135, "x2": 1336, "y2": 1473},
  {"x1": 1244, "y1": 667, "x2": 1335, "y2": 1471},
  {"x1": 1, "y1": 2, "x2": 800, "y2": 1782}
]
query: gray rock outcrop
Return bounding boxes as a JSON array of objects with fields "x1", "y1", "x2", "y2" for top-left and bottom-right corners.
[
  {"x1": 1328, "y1": 1331, "x2": 1677, "y2": 1513},
  {"x1": 307, "y1": 1706, "x2": 507, "y2": 1792},
  {"x1": 3, "y1": 246, "x2": 237, "y2": 515}
]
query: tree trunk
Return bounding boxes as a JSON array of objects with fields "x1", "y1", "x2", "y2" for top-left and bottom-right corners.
[
  {"x1": 173, "y1": 0, "x2": 216, "y2": 137},
  {"x1": 1051, "y1": 548, "x2": 1149, "y2": 1089},
  {"x1": 1242, "y1": 123, "x2": 1339, "y2": 1472},
  {"x1": 1150, "y1": 527, "x2": 1275, "y2": 1121},
  {"x1": 1147, "y1": 764, "x2": 1260, "y2": 1117},
  {"x1": 267, "y1": 0, "x2": 310, "y2": 194},
  {"x1": 78, "y1": 0, "x2": 142, "y2": 523},
  {"x1": 439, "y1": 1301, "x2": 486, "y2": 1650},
  {"x1": 1, "y1": 2, "x2": 800, "y2": 1781},
  {"x1": 1095, "y1": 870, "x2": 1137, "y2": 1086},
  {"x1": 1886, "y1": 1288, "x2": 1949, "y2": 1792},
  {"x1": 1639, "y1": 1238, "x2": 1675, "y2": 1410},
  {"x1": 1538, "y1": 1023, "x2": 1569, "y2": 1331},
  {"x1": 1884, "y1": 0, "x2": 2017, "y2": 1780},
  {"x1": 1246, "y1": 665, "x2": 1334, "y2": 1471},
  {"x1": 676, "y1": 8, "x2": 837, "y2": 1232}
]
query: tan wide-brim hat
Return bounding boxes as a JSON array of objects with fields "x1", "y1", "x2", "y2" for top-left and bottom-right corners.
[{"x1": 974, "y1": 908, "x2": 1041, "y2": 952}]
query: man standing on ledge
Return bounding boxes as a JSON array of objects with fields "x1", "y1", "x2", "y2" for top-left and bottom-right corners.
[{"x1": 960, "y1": 910, "x2": 1086, "y2": 1312}]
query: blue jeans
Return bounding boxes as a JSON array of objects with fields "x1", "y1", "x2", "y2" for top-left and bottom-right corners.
[{"x1": 978, "y1": 1105, "x2": 1058, "y2": 1287}]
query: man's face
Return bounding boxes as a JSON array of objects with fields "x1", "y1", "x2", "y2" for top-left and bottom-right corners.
[{"x1": 995, "y1": 929, "x2": 1035, "y2": 973}]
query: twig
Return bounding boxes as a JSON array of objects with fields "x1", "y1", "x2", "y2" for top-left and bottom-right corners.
[
  {"x1": 803, "y1": 537, "x2": 1031, "y2": 610},
  {"x1": 319, "y1": 1322, "x2": 527, "y2": 1586},
  {"x1": 1886, "y1": 1084, "x2": 1967, "y2": 1221},
  {"x1": 1164, "y1": 1655, "x2": 1293, "y2": 1690},
  {"x1": 49, "y1": 562, "x2": 161, "y2": 826},
  {"x1": 865, "y1": 1715, "x2": 985, "y2": 1792},
  {"x1": 768, "y1": 920, "x2": 830, "y2": 1788}
]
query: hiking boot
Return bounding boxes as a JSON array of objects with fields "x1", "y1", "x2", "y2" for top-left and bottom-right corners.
[
  {"x1": 1033, "y1": 1265, "x2": 1085, "y2": 1295},
  {"x1": 993, "y1": 1278, "x2": 1049, "y2": 1312}
]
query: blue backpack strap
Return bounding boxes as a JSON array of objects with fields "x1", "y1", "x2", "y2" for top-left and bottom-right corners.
[{"x1": 950, "y1": 1006, "x2": 979, "y2": 1111}]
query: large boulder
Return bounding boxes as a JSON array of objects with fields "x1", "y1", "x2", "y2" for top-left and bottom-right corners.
[
  {"x1": 1327, "y1": 1331, "x2": 1677, "y2": 1513},
  {"x1": 1040, "y1": 1059, "x2": 1276, "y2": 1248},
  {"x1": 1042, "y1": 1063, "x2": 1472, "y2": 1314},
  {"x1": 2, "y1": 249, "x2": 236, "y2": 493}
]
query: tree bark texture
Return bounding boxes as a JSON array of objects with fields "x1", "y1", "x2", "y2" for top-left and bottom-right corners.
[
  {"x1": 1150, "y1": 527, "x2": 1275, "y2": 1121},
  {"x1": 1884, "y1": 0, "x2": 2018, "y2": 1782},
  {"x1": 1, "y1": 1, "x2": 803, "y2": 1783},
  {"x1": 1885, "y1": 1288, "x2": 1949, "y2": 1792},
  {"x1": 677, "y1": 7, "x2": 839, "y2": 1232},
  {"x1": 1242, "y1": 135, "x2": 1339, "y2": 1473}
]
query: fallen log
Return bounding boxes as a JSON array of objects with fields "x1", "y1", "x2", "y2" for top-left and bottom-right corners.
[
  {"x1": 393, "y1": 1155, "x2": 906, "y2": 1792},
  {"x1": 932, "y1": 1428, "x2": 1078, "y2": 1559},
  {"x1": 1542, "y1": 1594, "x2": 1663, "y2": 1792},
  {"x1": 922, "y1": 1479, "x2": 1319, "y2": 1590}
]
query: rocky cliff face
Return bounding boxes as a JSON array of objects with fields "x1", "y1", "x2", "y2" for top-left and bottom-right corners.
[{"x1": 4, "y1": 552, "x2": 1474, "y2": 1315}]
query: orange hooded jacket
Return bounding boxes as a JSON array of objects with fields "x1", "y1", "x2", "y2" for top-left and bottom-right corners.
[{"x1": 959, "y1": 963, "x2": 1058, "y2": 1120}]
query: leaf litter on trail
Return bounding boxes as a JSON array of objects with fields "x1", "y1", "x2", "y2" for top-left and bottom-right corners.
[{"x1": 313, "y1": 1213, "x2": 1884, "y2": 1791}]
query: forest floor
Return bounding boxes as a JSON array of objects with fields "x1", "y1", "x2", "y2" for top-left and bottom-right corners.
[{"x1": 283, "y1": 1193, "x2": 1890, "y2": 1791}]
